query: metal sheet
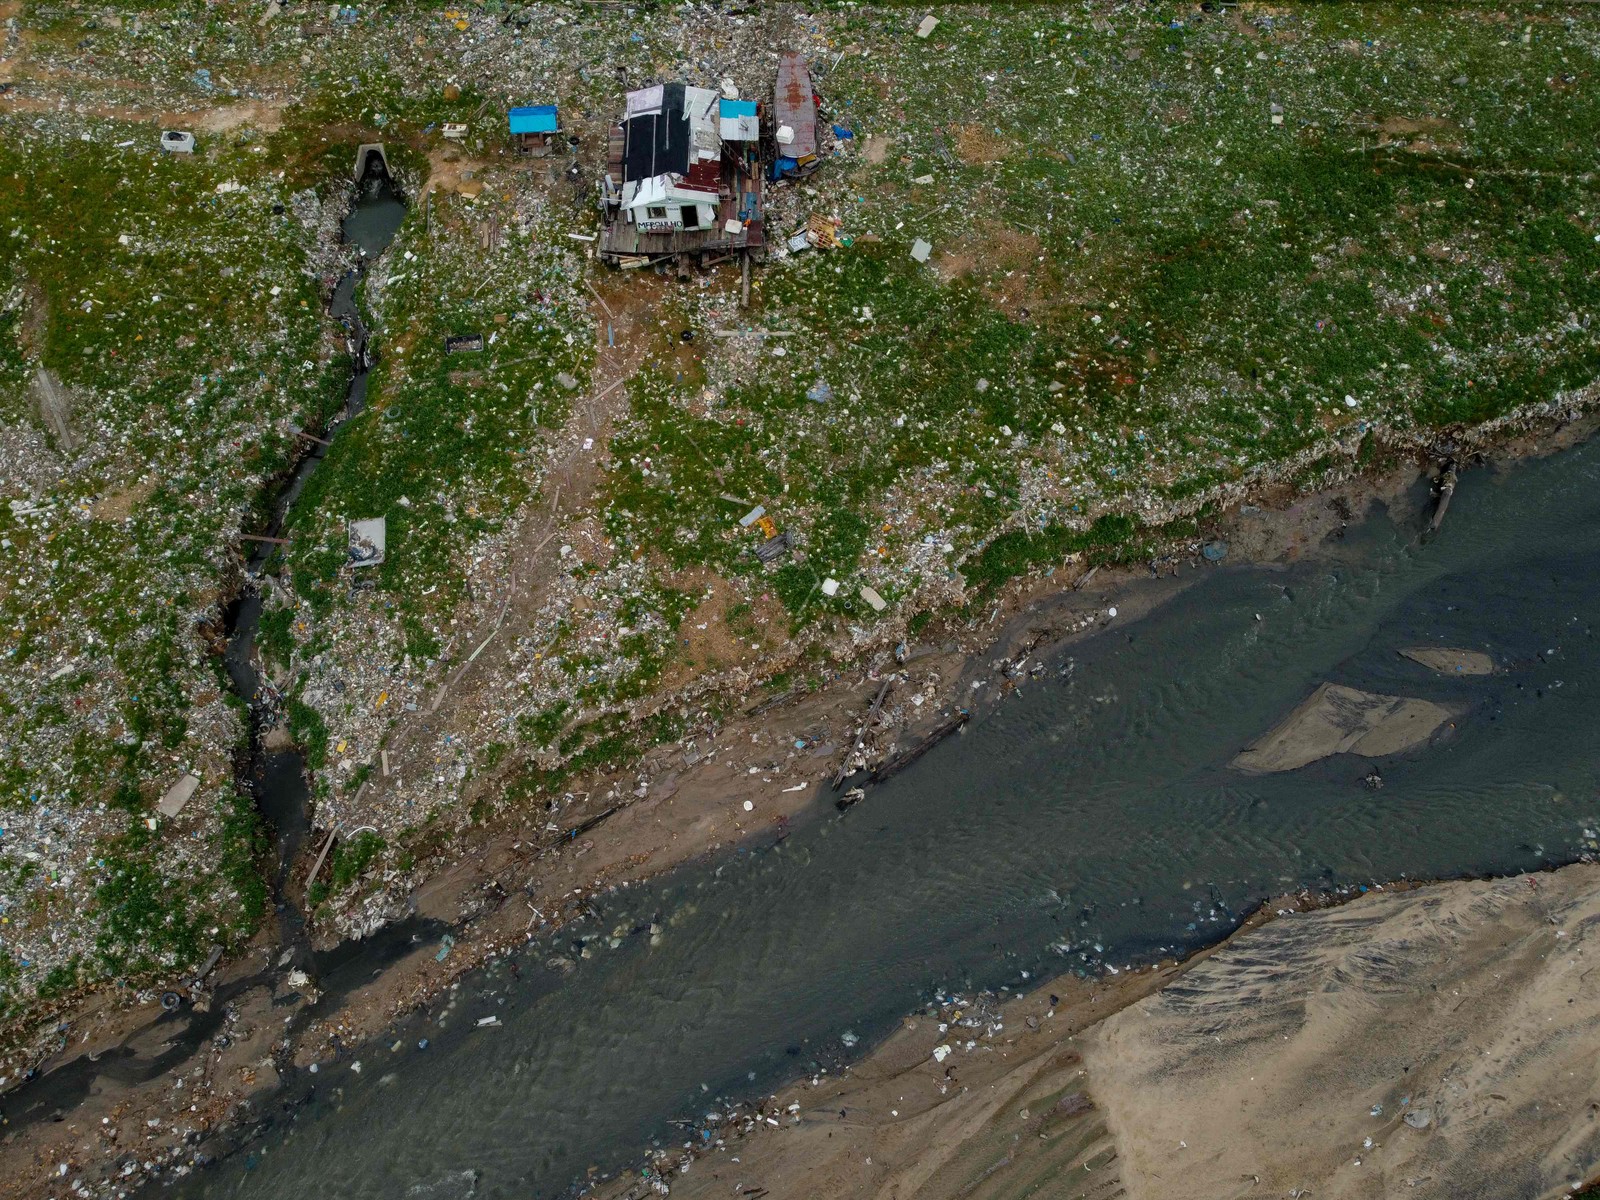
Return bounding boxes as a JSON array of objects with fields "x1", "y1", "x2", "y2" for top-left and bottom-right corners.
[{"x1": 774, "y1": 53, "x2": 818, "y2": 159}]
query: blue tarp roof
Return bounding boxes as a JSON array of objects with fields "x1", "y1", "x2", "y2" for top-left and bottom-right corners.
[
  {"x1": 508, "y1": 105, "x2": 558, "y2": 134},
  {"x1": 719, "y1": 99, "x2": 757, "y2": 118}
]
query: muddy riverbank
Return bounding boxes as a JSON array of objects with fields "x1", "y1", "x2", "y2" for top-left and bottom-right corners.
[{"x1": 3, "y1": 402, "x2": 1599, "y2": 1200}]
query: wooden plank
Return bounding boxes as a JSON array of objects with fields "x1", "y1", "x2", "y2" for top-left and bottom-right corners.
[
  {"x1": 304, "y1": 827, "x2": 338, "y2": 888},
  {"x1": 865, "y1": 677, "x2": 893, "y2": 726},
  {"x1": 832, "y1": 679, "x2": 893, "y2": 789}
]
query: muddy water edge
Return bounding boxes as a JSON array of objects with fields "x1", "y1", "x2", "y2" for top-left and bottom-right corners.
[
  {"x1": 141, "y1": 424, "x2": 1600, "y2": 1200},
  {"x1": 0, "y1": 152, "x2": 432, "y2": 1136}
]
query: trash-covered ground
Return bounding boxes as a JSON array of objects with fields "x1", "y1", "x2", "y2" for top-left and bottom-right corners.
[
  {"x1": 0, "y1": 82, "x2": 350, "y2": 1025},
  {"x1": 4, "y1": 0, "x2": 1600, "y2": 1039}
]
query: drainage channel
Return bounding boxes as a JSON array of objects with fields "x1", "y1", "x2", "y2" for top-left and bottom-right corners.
[{"x1": 2, "y1": 149, "x2": 419, "y2": 1135}]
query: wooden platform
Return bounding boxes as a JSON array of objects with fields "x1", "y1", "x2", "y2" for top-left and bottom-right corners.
[
  {"x1": 601, "y1": 141, "x2": 765, "y2": 265},
  {"x1": 601, "y1": 199, "x2": 764, "y2": 261}
]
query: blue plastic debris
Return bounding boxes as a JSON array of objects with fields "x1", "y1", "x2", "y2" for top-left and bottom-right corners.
[{"x1": 831, "y1": 124, "x2": 854, "y2": 140}]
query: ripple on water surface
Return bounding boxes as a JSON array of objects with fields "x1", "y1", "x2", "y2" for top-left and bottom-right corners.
[{"x1": 177, "y1": 441, "x2": 1600, "y2": 1199}]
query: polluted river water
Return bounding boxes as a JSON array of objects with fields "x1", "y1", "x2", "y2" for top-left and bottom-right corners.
[{"x1": 158, "y1": 427, "x2": 1600, "y2": 1199}]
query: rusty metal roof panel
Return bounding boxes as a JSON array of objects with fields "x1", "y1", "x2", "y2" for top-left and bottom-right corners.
[{"x1": 774, "y1": 52, "x2": 818, "y2": 160}]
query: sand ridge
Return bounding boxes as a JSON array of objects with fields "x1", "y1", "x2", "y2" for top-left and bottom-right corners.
[
  {"x1": 1088, "y1": 867, "x2": 1600, "y2": 1200},
  {"x1": 600, "y1": 867, "x2": 1600, "y2": 1200}
]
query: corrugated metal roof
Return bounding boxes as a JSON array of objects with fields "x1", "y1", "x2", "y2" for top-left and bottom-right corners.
[
  {"x1": 685, "y1": 85, "x2": 723, "y2": 160},
  {"x1": 626, "y1": 85, "x2": 664, "y2": 119},
  {"x1": 508, "y1": 105, "x2": 558, "y2": 134}
]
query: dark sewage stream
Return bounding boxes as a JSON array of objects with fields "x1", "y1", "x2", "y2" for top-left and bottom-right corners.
[
  {"x1": 0, "y1": 151, "x2": 416, "y2": 1133},
  {"x1": 154, "y1": 430, "x2": 1600, "y2": 1200},
  {"x1": 224, "y1": 147, "x2": 406, "y2": 954}
]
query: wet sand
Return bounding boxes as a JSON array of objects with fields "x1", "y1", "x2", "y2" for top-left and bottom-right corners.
[
  {"x1": 599, "y1": 865, "x2": 1600, "y2": 1200},
  {"x1": 1230, "y1": 682, "x2": 1462, "y2": 774},
  {"x1": 1400, "y1": 646, "x2": 1498, "y2": 676}
]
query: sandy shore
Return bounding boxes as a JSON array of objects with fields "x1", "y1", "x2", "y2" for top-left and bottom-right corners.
[
  {"x1": 596, "y1": 864, "x2": 1600, "y2": 1200},
  {"x1": 2, "y1": 413, "x2": 1596, "y2": 1200}
]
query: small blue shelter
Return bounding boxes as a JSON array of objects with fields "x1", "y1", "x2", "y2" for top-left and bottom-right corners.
[{"x1": 508, "y1": 105, "x2": 560, "y2": 155}]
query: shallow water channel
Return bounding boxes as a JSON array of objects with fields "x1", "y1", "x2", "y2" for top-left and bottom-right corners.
[
  {"x1": 176, "y1": 434, "x2": 1600, "y2": 1198},
  {"x1": 227, "y1": 160, "x2": 404, "y2": 932}
]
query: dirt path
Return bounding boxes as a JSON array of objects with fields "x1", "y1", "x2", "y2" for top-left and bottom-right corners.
[
  {"x1": 434, "y1": 270, "x2": 657, "y2": 710},
  {"x1": 0, "y1": 85, "x2": 288, "y2": 131},
  {"x1": 311, "y1": 274, "x2": 662, "y2": 909},
  {"x1": 0, "y1": 28, "x2": 289, "y2": 130}
]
